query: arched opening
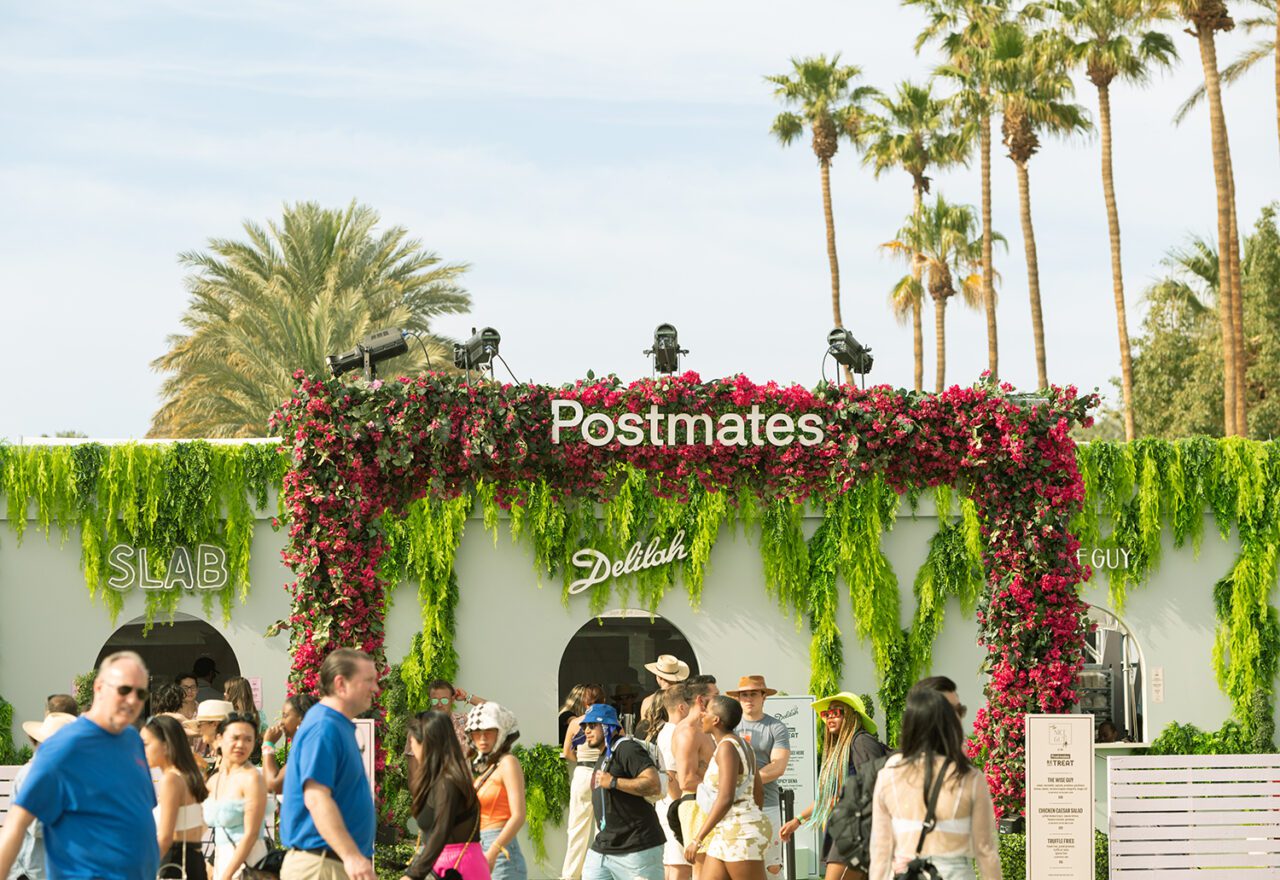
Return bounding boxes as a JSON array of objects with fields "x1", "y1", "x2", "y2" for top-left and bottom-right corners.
[
  {"x1": 1076, "y1": 605, "x2": 1146, "y2": 743},
  {"x1": 558, "y1": 610, "x2": 698, "y2": 736},
  {"x1": 95, "y1": 612, "x2": 241, "y2": 709}
]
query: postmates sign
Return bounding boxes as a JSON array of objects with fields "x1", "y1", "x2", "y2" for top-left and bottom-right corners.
[
  {"x1": 105, "y1": 544, "x2": 229, "y2": 592},
  {"x1": 550, "y1": 400, "x2": 827, "y2": 447}
]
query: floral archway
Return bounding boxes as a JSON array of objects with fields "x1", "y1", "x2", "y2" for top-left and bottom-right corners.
[{"x1": 272, "y1": 371, "x2": 1094, "y2": 816}]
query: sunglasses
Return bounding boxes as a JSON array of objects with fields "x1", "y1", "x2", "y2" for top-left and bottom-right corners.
[
  {"x1": 111, "y1": 684, "x2": 149, "y2": 702},
  {"x1": 429, "y1": 696, "x2": 454, "y2": 707},
  {"x1": 819, "y1": 707, "x2": 846, "y2": 719}
]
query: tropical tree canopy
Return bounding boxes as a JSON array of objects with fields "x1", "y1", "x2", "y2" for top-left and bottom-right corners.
[
  {"x1": 149, "y1": 200, "x2": 471, "y2": 438},
  {"x1": 766, "y1": 54, "x2": 879, "y2": 161},
  {"x1": 1129, "y1": 204, "x2": 1280, "y2": 438},
  {"x1": 883, "y1": 195, "x2": 1000, "y2": 305}
]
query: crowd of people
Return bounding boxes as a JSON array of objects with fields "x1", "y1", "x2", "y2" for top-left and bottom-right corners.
[{"x1": 0, "y1": 649, "x2": 1001, "y2": 880}]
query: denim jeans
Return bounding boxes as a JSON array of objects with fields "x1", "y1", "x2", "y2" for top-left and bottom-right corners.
[
  {"x1": 582, "y1": 845, "x2": 663, "y2": 880},
  {"x1": 480, "y1": 827, "x2": 527, "y2": 880}
]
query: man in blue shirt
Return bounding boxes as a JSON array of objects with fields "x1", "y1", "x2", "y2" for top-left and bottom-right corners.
[
  {"x1": 280, "y1": 647, "x2": 379, "y2": 880},
  {"x1": 0, "y1": 651, "x2": 159, "y2": 880}
]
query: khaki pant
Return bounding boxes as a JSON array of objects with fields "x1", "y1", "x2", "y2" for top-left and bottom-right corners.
[
  {"x1": 280, "y1": 850, "x2": 349, "y2": 880},
  {"x1": 561, "y1": 764, "x2": 596, "y2": 879}
]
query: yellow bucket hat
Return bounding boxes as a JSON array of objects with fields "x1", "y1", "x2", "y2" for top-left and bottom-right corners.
[{"x1": 810, "y1": 692, "x2": 877, "y2": 736}]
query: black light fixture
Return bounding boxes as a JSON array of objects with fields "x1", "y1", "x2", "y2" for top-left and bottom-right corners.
[
  {"x1": 326, "y1": 327, "x2": 410, "y2": 381},
  {"x1": 645, "y1": 323, "x2": 687, "y2": 374},
  {"x1": 826, "y1": 327, "x2": 874, "y2": 377},
  {"x1": 453, "y1": 327, "x2": 502, "y2": 377}
]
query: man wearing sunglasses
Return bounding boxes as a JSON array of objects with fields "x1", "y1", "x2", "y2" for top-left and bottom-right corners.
[{"x1": 0, "y1": 651, "x2": 160, "y2": 880}]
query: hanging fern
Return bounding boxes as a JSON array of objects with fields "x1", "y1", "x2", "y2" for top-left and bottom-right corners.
[{"x1": 0, "y1": 442, "x2": 285, "y2": 628}]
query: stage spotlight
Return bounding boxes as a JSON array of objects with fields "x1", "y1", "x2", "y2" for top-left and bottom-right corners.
[
  {"x1": 826, "y1": 327, "x2": 874, "y2": 376},
  {"x1": 325, "y1": 327, "x2": 410, "y2": 380},
  {"x1": 645, "y1": 323, "x2": 687, "y2": 374},
  {"x1": 453, "y1": 327, "x2": 501, "y2": 372}
]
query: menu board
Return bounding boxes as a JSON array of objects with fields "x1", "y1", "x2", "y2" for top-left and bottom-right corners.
[
  {"x1": 1026, "y1": 714, "x2": 1094, "y2": 879},
  {"x1": 769, "y1": 696, "x2": 818, "y2": 877}
]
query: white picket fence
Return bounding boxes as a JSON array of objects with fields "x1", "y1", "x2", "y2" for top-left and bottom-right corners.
[
  {"x1": 0, "y1": 764, "x2": 19, "y2": 824},
  {"x1": 1109, "y1": 753, "x2": 1280, "y2": 877}
]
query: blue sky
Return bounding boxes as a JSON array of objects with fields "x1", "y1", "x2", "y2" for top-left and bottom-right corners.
[{"x1": 1, "y1": 1, "x2": 1276, "y2": 439}]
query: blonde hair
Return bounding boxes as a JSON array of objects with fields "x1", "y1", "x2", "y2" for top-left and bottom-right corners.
[
  {"x1": 809, "y1": 707, "x2": 862, "y2": 831},
  {"x1": 559, "y1": 685, "x2": 587, "y2": 717}
]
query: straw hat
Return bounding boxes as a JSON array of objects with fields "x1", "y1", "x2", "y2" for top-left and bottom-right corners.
[
  {"x1": 22, "y1": 712, "x2": 77, "y2": 744},
  {"x1": 193, "y1": 699, "x2": 234, "y2": 723},
  {"x1": 810, "y1": 692, "x2": 877, "y2": 736},
  {"x1": 643, "y1": 654, "x2": 691, "y2": 682},
  {"x1": 725, "y1": 675, "x2": 778, "y2": 697}
]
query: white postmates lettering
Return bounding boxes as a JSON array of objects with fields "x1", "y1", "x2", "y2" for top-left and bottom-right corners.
[{"x1": 550, "y1": 400, "x2": 827, "y2": 447}]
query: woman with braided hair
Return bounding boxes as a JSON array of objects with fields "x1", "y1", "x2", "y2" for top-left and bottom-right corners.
[{"x1": 778, "y1": 693, "x2": 886, "y2": 880}]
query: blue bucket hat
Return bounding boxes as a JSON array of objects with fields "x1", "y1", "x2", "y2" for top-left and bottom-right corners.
[{"x1": 582, "y1": 704, "x2": 620, "y2": 727}]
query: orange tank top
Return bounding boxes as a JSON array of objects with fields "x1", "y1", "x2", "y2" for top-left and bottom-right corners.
[{"x1": 476, "y1": 768, "x2": 512, "y2": 829}]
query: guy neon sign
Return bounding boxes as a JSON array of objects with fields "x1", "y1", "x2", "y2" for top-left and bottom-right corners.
[{"x1": 106, "y1": 544, "x2": 229, "y2": 592}]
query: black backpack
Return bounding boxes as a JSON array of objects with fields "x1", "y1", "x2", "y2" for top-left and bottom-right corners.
[{"x1": 826, "y1": 732, "x2": 892, "y2": 872}]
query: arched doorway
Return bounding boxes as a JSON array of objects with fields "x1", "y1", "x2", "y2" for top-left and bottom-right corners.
[
  {"x1": 558, "y1": 610, "x2": 698, "y2": 735},
  {"x1": 1076, "y1": 605, "x2": 1146, "y2": 743},
  {"x1": 96, "y1": 612, "x2": 241, "y2": 708}
]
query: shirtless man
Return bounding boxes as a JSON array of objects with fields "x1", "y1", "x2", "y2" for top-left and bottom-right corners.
[
  {"x1": 670, "y1": 675, "x2": 718, "y2": 879},
  {"x1": 656, "y1": 685, "x2": 692, "y2": 880}
]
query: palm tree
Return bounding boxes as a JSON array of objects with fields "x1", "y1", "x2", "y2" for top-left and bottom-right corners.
[
  {"x1": 864, "y1": 81, "x2": 973, "y2": 390},
  {"x1": 883, "y1": 196, "x2": 1003, "y2": 390},
  {"x1": 907, "y1": 0, "x2": 1012, "y2": 380},
  {"x1": 767, "y1": 56, "x2": 879, "y2": 384},
  {"x1": 1055, "y1": 0, "x2": 1177, "y2": 438},
  {"x1": 1174, "y1": 0, "x2": 1278, "y2": 158},
  {"x1": 149, "y1": 201, "x2": 471, "y2": 437},
  {"x1": 1155, "y1": 0, "x2": 1244, "y2": 434},
  {"x1": 990, "y1": 25, "x2": 1092, "y2": 389}
]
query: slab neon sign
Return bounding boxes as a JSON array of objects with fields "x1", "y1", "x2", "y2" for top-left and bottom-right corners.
[{"x1": 106, "y1": 544, "x2": 229, "y2": 592}]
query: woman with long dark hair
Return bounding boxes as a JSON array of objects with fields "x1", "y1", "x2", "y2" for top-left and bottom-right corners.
[
  {"x1": 204, "y1": 713, "x2": 268, "y2": 880},
  {"x1": 262, "y1": 693, "x2": 317, "y2": 795},
  {"x1": 868, "y1": 689, "x2": 1000, "y2": 880},
  {"x1": 779, "y1": 693, "x2": 885, "y2": 880},
  {"x1": 143, "y1": 715, "x2": 209, "y2": 880},
  {"x1": 403, "y1": 710, "x2": 489, "y2": 880},
  {"x1": 466, "y1": 703, "x2": 527, "y2": 880}
]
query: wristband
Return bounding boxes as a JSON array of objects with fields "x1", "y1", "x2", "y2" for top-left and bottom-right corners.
[
  {"x1": 262, "y1": 741, "x2": 277, "y2": 751},
  {"x1": 610, "y1": 777, "x2": 618, "y2": 790}
]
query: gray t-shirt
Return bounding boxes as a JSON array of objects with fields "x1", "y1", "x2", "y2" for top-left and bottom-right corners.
[{"x1": 737, "y1": 713, "x2": 791, "y2": 808}]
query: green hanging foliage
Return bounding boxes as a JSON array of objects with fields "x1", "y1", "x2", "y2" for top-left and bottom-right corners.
[
  {"x1": 760, "y1": 497, "x2": 809, "y2": 617},
  {"x1": 804, "y1": 511, "x2": 844, "y2": 699},
  {"x1": 384, "y1": 494, "x2": 472, "y2": 712},
  {"x1": 1077, "y1": 438, "x2": 1280, "y2": 735},
  {"x1": 515, "y1": 742, "x2": 572, "y2": 864},
  {"x1": 0, "y1": 442, "x2": 286, "y2": 628}
]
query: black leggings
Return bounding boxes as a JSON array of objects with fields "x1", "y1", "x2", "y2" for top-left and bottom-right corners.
[{"x1": 159, "y1": 841, "x2": 208, "y2": 880}]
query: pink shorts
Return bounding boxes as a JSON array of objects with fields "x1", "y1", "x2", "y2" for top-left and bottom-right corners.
[{"x1": 434, "y1": 842, "x2": 492, "y2": 880}]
